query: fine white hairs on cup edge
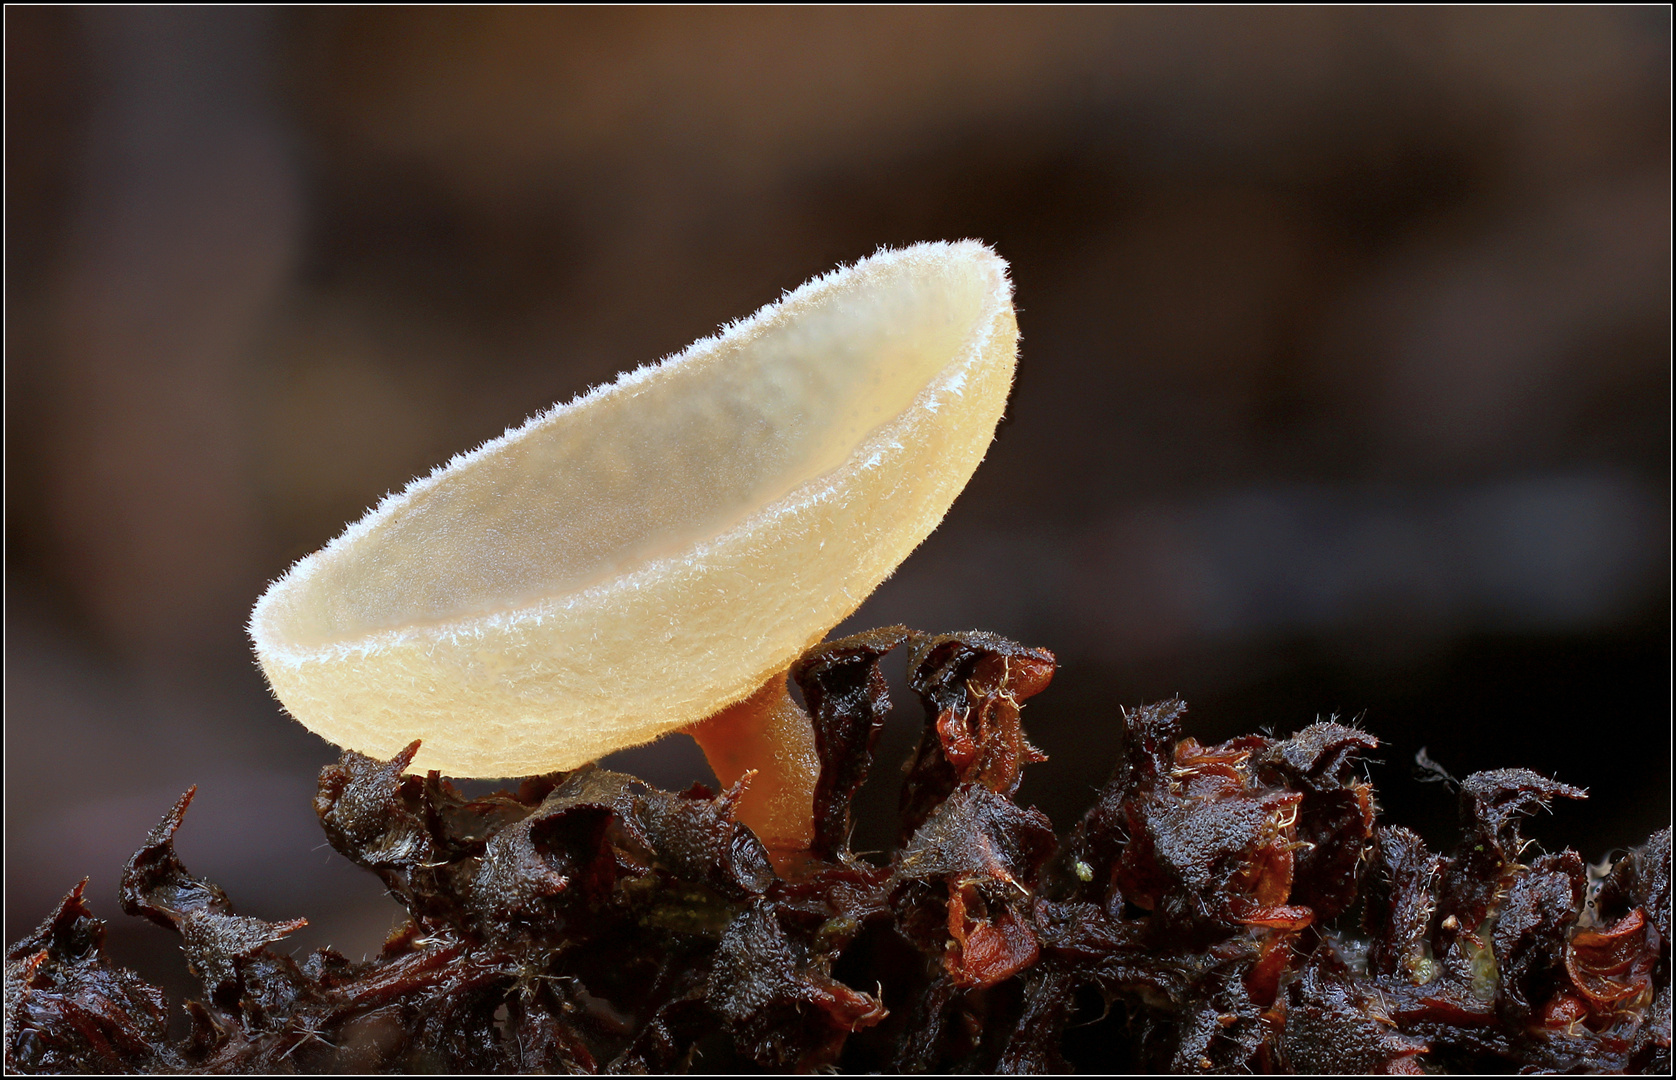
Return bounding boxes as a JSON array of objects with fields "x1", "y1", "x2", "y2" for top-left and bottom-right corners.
[{"x1": 250, "y1": 240, "x2": 1019, "y2": 844}]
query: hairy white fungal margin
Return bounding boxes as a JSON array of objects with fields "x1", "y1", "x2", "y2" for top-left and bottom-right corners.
[{"x1": 250, "y1": 240, "x2": 1019, "y2": 779}]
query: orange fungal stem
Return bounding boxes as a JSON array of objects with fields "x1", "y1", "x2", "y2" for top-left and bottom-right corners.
[{"x1": 685, "y1": 670, "x2": 818, "y2": 855}]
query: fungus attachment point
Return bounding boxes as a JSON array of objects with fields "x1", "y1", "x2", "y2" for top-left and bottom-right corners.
[
  {"x1": 250, "y1": 241, "x2": 1019, "y2": 842},
  {"x1": 685, "y1": 671, "x2": 818, "y2": 854}
]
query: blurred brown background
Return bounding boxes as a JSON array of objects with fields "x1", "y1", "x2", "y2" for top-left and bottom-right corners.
[{"x1": 7, "y1": 8, "x2": 1669, "y2": 1006}]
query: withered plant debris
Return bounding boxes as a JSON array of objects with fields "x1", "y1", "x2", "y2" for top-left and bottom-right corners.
[{"x1": 6, "y1": 628, "x2": 1670, "y2": 1074}]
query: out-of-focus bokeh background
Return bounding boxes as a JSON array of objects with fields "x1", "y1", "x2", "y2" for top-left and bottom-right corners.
[{"x1": 8, "y1": 7, "x2": 1669, "y2": 1009}]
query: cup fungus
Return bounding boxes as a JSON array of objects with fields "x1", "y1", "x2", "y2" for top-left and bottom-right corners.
[{"x1": 249, "y1": 240, "x2": 1019, "y2": 849}]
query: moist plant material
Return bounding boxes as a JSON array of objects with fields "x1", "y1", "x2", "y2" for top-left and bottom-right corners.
[{"x1": 5, "y1": 628, "x2": 1670, "y2": 1073}]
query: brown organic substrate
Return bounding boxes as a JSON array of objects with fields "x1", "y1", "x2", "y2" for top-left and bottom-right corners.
[{"x1": 4, "y1": 628, "x2": 1670, "y2": 1073}]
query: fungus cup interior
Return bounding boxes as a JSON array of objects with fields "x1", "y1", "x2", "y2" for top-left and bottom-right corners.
[{"x1": 250, "y1": 241, "x2": 1018, "y2": 847}]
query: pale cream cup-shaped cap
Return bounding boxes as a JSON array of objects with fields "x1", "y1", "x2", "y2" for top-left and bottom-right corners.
[{"x1": 250, "y1": 240, "x2": 1018, "y2": 777}]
